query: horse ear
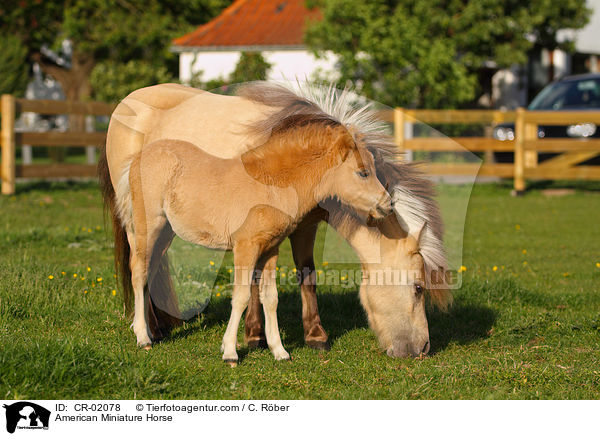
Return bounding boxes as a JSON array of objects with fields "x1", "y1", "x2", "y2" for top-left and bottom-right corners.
[
  {"x1": 331, "y1": 127, "x2": 353, "y2": 160},
  {"x1": 413, "y1": 221, "x2": 427, "y2": 247}
]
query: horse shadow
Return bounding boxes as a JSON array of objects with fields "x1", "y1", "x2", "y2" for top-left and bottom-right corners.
[
  {"x1": 14, "y1": 180, "x2": 99, "y2": 194},
  {"x1": 164, "y1": 289, "x2": 496, "y2": 359},
  {"x1": 427, "y1": 303, "x2": 496, "y2": 355}
]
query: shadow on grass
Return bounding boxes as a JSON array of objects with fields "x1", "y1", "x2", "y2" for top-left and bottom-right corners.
[
  {"x1": 428, "y1": 303, "x2": 496, "y2": 355},
  {"x1": 15, "y1": 180, "x2": 99, "y2": 194},
  {"x1": 526, "y1": 179, "x2": 600, "y2": 193},
  {"x1": 164, "y1": 288, "x2": 497, "y2": 362},
  {"x1": 161, "y1": 290, "x2": 366, "y2": 359}
]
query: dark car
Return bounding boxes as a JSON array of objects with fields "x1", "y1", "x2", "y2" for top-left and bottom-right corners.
[{"x1": 493, "y1": 73, "x2": 600, "y2": 163}]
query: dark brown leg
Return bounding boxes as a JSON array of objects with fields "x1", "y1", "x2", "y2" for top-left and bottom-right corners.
[
  {"x1": 289, "y1": 222, "x2": 330, "y2": 350},
  {"x1": 244, "y1": 281, "x2": 267, "y2": 348}
]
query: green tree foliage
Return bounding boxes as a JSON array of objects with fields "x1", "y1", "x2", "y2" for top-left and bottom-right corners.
[
  {"x1": 0, "y1": 0, "x2": 231, "y2": 104},
  {"x1": 0, "y1": 35, "x2": 29, "y2": 97},
  {"x1": 192, "y1": 52, "x2": 272, "y2": 91},
  {"x1": 305, "y1": 0, "x2": 590, "y2": 108},
  {"x1": 230, "y1": 52, "x2": 272, "y2": 83},
  {"x1": 90, "y1": 60, "x2": 173, "y2": 103}
]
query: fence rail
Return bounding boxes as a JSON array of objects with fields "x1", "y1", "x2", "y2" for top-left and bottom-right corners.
[
  {"x1": 393, "y1": 107, "x2": 600, "y2": 192},
  {"x1": 1, "y1": 95, "x2": 115, "y2": 194},
  {"x1": 1, "y1": 94, "x2": 600, "y2": 195}
]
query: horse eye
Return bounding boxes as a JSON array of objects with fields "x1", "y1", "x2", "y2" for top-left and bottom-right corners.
[
  {"x1": 356, "y1": 169, "x2": 370, "y2": 178},
  {"x1": 414, "y1": 284, "x2": 424, "y2": 295}
]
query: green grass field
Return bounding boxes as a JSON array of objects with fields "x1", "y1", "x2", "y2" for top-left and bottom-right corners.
[{"x1": 1, "y1": 180, "x2": 599, "y2": 399}]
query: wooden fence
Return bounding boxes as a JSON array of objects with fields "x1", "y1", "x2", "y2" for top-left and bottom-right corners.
[
  {"x1": 1, "y1": 94, "x2": 115, "y2": 194},
  {"x1": 387, "y1": 107, "x2": 600, "y2": 192},
  {"x1": 1, "y1": 94, "x2": 600, "y2": 194}
]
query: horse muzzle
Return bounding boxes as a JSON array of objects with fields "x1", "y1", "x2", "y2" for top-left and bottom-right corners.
[
  {"x1": 368, "y1": 193, "x2": 393, "y2": 220},
  {"x1": 387, "y1": 339, "x2": 430, "y2": 358}
]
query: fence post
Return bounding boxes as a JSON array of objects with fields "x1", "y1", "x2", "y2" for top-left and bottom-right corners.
[
  {"x1": 1, "y1": 94, "x2": 16, "y2": 195},
  {"x1": 524, "y1": 122, "x2": 538, "y2": 168},
  {"x1": 394, "y1": 107, "x2": 405, "y2": 157},
  {"x1": 85, "y1": 115, "x2": 96, "y2": 164},
  {"x1": 513, "y1": 107, "x2": 525, "y2": 194}
]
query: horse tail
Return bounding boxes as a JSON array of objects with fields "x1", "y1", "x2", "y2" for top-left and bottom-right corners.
[
  {"x1": 98, "y1": 144, "x2": 182, "y2": 338},
  {"x1": 98, "y1": 145, "x2": 134, "y2": 316}
]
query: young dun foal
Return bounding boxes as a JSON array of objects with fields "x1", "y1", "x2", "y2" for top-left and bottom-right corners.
[{"x1": 121, "y1": 119, "x2": 392, "y2": 364}]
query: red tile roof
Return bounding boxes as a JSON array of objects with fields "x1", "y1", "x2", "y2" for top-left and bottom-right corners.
[{"x1": 172, "y1": 0, "x2": 321, "y2": 50}]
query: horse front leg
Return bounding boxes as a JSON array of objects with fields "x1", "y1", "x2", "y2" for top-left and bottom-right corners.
[
  {"x1": 258, "y1": 249, "x2": 290, "y2": 360},
  {"x1": 289, "y1": 224, "x2": 330, "y2": 350},
  {"x1": 221, "y1": 241, "x2": 258, "y2": 366}
]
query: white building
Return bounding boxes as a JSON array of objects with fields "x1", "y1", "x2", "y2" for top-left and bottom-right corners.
[{"x1": 171, "y1": 0, "x2": 337, "y2": 83}]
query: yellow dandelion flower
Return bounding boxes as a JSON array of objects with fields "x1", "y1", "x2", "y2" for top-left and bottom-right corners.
[
  {"x1": 92, "y1": 283, "x2": 95, "y2": 288},
  {"x1": 317, "y1": 270, "x2": 323, "y2": 275},
  {"x1": 209, "y1": 261, "x2": 215, "y2": 266},
  {"x1": 292, "y1": 268, "x2": 297, "y2": 273},
  {"x1": 563, "y1": 272, "x2": 570, "y2": 277},
  {"x1": 281, "y1": 273, "x2": 286, "y2": 277},
  {"x1": 86, "y1": 267, "x2": 91, "y2": 272},
  {"x1": 228, "y1": 268, "x2": 233, "y2": 273},
  {"x1": 596, "y1": 262, "x2": 600, "y2": 268},
  {"x1": 97, "y1": 277, "x2": 102, "y2": 282},
  {"x1": 96, "y1": 226, "x2": 101, "y2": 230},
  {"x1": 187, "y1": 275, "x2": 192, "y2": 279},
  {"x1": 84, "y1": 290, "x2": 88, "y2": 294},
  {"x1": 523, "y1": 261, "x2": 528, "y2": 266},
  {"x1": 81, "y1": 276, "x2": 85, "y2": 281},
  {"x1": 522, "y1": 249, "x2": 527, "y2": 254},
  {"x1": 341, "y1": 276, "x2": 347, "y2": 281},
  {"x1": 459, "y1": 266, "x2": 467, "y2": 273},
  {"x1": 73, "y1": 273, "x2": 77, "y2": 278},
  {"x1": 492, "y1": 266, "x2": 498, "y2": 272},
  {"x1": 61, "y1": 271, "x2": 66, "y2": 276},
  {"x1": 216, "y1": 293, "x2": 221, "y2": 297},
  {"x1": 87, "y1": 229, "x2": 92, "y2": 233},
  {"x1": 322, "y1": 261, "x2": 329, "y2": 267},
  {"x1": 48, "y1": 275, "x2": 54, "y2": 280},
  {"x1": 276, "y1": 267, "x2": 279, "y2": 271},
  {"x1": 113, "y1": 274, "x2": 117, "y2": 278},
  {"x1": 112, "y1": 289, "x2": 117, "y2": 296},
  {"x1": 515, "y1": 224, "x2": 521, "y2": 230}
]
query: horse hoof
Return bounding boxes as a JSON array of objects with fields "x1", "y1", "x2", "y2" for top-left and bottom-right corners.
[
  {"x1": 224, "y1": 359, "x2": 238, "y2": 368},
  {"x1": 247, "y1": 339, "x2": 268, "y2": 349},
  {"x1": 141, "y1": 344, "x2": 152, "y2": 351},
  {"x1": 306, "y1": 340, "x2": 330, "y2": 351}
]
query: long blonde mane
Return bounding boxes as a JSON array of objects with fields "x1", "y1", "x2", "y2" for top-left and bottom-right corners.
[{"x1": 238, "y1": 82, "x2": 451, "y2": 310}]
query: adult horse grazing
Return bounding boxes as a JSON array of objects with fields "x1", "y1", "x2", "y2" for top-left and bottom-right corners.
[
  {"x1": 100, "y1": 83, "x2": 392, "y2": 364},
  {"x1": 100, "y1": 82, "x2": 451, "y2": 361}
]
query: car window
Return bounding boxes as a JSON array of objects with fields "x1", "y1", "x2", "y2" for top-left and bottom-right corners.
[{"x1": 528, "y1": 78, "x2": 600, "y2": 110}]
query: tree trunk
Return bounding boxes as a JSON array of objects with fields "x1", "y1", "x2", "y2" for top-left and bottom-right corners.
[
  {"x1": 548, "y1": 49, "x2": 555, "y2": 83},
  {"x1": 33, "y1": 50, "x2": 95, "y2": 162}
]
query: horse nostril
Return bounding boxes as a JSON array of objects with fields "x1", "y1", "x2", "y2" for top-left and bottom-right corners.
[{"x1": 421, "y1": 341, "x2": 430, "y2": 355}]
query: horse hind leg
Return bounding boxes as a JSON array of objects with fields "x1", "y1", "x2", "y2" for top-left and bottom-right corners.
[
  {"x1": 130, "y1": 215, "x2": 170, "y2": 349},
  {"x1": 146, "y1": 223, "x2": 179, "y2": 341},
  {"x1": 244, "y1": 282, "x2": 267, "y2": 349},
  {"x1": 289, "y1": 226, "x2": 330, "y2": 350}
]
